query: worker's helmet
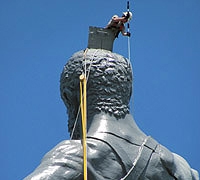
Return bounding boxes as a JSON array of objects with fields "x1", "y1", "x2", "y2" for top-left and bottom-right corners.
[
  {"x1": 112, "y1": 15, "x2": 118, "y2": 19},
  {"x1": 123, "y1": 11, "x2": 132, "y2": 21}
]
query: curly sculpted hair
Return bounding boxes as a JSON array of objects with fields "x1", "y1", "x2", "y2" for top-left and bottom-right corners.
[{"x1": 60, "y1": 49, "x2": 133, "y2": 138}]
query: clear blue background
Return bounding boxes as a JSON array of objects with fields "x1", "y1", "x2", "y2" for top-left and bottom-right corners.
[{"x1": 1, "y1": 1, "x2": 199, "y2": 179}]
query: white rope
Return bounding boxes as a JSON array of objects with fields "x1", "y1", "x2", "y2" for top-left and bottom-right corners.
[
  {"x1": 128, "y1": 36, "x2": 131, "y2": 62},
  {"x1": 125, "y1": 0, "x2": 131, "y2": 69},
  {"x1": 70, "y1": 49, "x2": 88, "y2": 140},
  {"x1": 120, "y1": 136, "x2": 150, "y2": 180},
  {"x1": 70, "y1": 105, "x2": 81, "y2": 139},
  {"x1": 84, "y1": 48, "x2": 88, "y2": 77},
  {"x1": 86, "y1": 49, "x2": 99, "y2": 81},
  {"x1": 70, "y1": 48, "x2": 99, "y2": 139}
]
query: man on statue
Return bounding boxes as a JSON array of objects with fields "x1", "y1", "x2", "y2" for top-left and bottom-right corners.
[{"x1": 106, "y1": 11, "x2": 132, "y2": 38}]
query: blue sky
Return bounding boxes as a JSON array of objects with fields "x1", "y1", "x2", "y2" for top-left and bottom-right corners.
[{"x1": 1, "y1": 1, "x2": 200, "y2": 179}]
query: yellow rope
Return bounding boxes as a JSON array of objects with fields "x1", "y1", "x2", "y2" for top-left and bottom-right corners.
[
  {"x1": 79, "y1": 74, "x2": 87, "y2": 180},
  {"x1": 70, "y1": 48, "x2": 98, "y2": 139}
]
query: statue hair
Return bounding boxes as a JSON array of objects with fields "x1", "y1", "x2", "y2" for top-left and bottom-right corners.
[{"x1": 60, "y1": 49, "x2": 133, "y2": 138}]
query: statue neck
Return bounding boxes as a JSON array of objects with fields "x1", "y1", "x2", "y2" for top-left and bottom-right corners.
[{"x1": 87, "y1": 112, "x2": 146, "y2": 143}]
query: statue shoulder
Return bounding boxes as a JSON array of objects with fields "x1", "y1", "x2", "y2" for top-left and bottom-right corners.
[
  {"x1": 146, "y1": 144, "x2": 199, "y2": 180},
  {"x1": 24, "y1": 140, "x2": 83, "y2": 180},
  {"x1": 42, "y1": 140, "x2": 82, "y2": 162},
  {"x1": 159, "y1": 146, "x2": 199, "y2": 179}
]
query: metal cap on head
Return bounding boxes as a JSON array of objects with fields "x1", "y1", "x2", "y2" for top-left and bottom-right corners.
[{"x1": 87, "y1": 26, "x2": 118, "y2": 51}]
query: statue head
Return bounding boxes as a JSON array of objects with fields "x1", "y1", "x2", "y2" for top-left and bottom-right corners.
[{"x1": 60, "y1": 49, "x2": 133, "y2": 138}]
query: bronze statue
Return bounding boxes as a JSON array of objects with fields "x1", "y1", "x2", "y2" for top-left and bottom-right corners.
[{"x1": 24, "y1": 49, "x2": 199, "y2": 180}]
